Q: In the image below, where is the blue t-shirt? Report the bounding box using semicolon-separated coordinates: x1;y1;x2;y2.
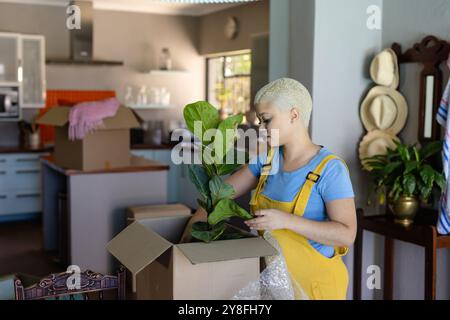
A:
248;146;355;258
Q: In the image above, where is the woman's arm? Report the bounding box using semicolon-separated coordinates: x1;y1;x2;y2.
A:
245;198;357;247
179;165;258;243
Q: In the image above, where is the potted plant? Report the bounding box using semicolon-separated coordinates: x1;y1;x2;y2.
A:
362;140;445;226
183;101;253;242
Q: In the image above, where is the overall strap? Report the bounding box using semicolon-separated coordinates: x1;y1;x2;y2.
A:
249;148;276;206
293;155;349;216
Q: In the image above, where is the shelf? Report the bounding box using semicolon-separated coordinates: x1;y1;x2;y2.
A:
147;70;188;76
46;59;124;66
127;104;175;110
0;82;20;87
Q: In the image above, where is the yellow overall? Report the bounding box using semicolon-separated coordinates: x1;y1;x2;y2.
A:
249;148;350;300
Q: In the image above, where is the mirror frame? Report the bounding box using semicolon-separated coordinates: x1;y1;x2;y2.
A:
392;36;450;145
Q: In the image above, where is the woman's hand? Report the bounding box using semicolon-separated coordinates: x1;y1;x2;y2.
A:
244;209;293;231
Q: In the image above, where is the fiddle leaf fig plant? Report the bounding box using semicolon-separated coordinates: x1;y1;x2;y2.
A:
184;101;253;243
362;140;445;205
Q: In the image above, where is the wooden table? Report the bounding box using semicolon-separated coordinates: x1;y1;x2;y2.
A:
353;208;450;300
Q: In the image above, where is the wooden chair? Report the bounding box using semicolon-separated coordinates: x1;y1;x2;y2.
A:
14;267;126;300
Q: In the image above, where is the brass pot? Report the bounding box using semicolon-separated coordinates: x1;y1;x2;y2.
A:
388;195;419;226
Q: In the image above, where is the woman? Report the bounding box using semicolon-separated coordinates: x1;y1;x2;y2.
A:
181;78;356;300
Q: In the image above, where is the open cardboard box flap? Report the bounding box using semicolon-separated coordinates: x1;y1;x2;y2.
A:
176;237;277;264
36;106;140;130
106;222;173;276
107;213;277;273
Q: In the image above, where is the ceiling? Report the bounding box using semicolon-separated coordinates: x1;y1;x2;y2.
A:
0;0;249;16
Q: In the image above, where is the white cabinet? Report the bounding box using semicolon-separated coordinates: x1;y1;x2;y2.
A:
0;32;46;109
0;32;20;84
21;35;46;108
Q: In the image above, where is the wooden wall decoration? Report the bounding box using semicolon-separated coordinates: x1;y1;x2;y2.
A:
392;36;450;144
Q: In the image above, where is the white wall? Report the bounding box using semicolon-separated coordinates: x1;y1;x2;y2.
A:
311;0;383;300
270;0;450;300
0;3;205;145
380;0;450;300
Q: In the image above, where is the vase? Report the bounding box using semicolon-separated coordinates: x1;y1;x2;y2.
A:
388;195;419;226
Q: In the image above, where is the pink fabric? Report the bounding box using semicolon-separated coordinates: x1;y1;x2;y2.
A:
68;97;120;140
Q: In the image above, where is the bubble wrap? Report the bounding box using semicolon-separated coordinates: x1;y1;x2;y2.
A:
232;231;309;300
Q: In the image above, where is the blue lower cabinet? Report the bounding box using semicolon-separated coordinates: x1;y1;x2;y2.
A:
0;153;45;223
131;149;180;203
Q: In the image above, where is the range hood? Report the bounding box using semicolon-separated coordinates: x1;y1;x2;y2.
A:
46;1;123;66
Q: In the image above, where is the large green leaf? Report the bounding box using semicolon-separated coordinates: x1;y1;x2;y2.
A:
420;140;443;160
188;164;210;201
208;198;253;226
215;148;247;175
420;165;435;187
191;221;227;243
184;101;220;143
402;174;416;196
434;172;446;190
213;114;243;162
209;176;235;206
384;161;401;175
404;161;418;174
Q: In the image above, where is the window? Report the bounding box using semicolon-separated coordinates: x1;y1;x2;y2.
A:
206;52;251;118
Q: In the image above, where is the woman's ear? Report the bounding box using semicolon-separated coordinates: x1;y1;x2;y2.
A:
290;108;300;124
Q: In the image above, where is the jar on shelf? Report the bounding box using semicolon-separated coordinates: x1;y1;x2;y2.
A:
136;85;148;106
159;48;172;71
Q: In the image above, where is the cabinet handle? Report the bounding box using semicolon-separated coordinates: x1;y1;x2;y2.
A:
16;158;39;163
0;159;6;163
16;169;40;174
0;195;7;200
16;193;40;199
0;171;6;175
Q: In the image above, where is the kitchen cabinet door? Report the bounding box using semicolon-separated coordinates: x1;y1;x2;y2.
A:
0;33;20;85
21;35;46;108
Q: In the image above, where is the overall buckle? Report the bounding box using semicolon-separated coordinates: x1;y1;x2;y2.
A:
306;172;321;183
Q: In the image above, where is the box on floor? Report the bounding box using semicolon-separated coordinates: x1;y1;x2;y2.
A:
36;105;140;171
107;204;277;300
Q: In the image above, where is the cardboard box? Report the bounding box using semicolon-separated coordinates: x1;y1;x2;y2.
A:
127;203;192;225
106;210;277;300
36;106;140;171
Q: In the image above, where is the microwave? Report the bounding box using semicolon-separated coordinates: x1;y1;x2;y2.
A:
0;86;20;120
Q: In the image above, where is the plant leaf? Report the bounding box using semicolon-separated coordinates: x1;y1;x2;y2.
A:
213;114;243;162
183;101;220;143
188;164;210;201
208;198;253;226
404;161;418;174
209;176;236;206
191;222;226;243
420;140;443;160
402;174;416;196
420;165;435;187
434;172;446;190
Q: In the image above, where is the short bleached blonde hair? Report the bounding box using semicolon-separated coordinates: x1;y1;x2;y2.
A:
254;78;313;128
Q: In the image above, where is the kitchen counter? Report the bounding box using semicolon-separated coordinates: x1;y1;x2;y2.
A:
41;153;168;273
40;154;169;176
0;144;174;154
0;145;53;154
